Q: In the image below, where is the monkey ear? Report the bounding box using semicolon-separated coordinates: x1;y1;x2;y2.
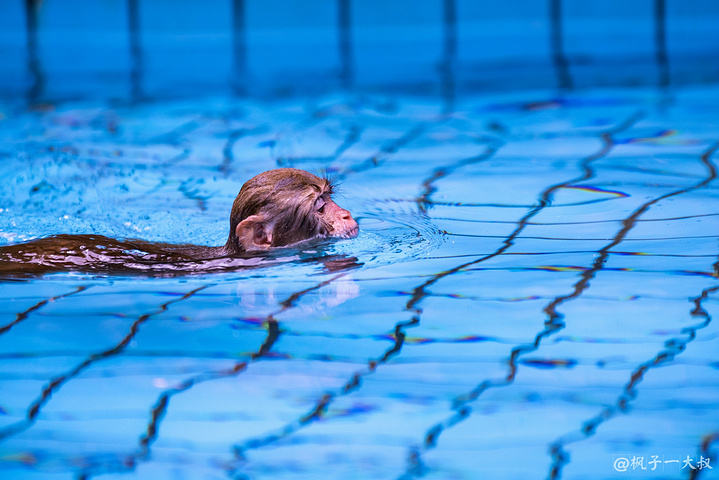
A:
235;215;273;251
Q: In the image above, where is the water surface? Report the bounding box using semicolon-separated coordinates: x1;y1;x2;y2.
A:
0;87;718;479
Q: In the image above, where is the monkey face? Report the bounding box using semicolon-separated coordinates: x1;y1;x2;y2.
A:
314;194;359;240
231;168;359;252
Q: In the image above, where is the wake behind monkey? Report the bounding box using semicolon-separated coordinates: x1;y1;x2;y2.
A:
0;168;359;276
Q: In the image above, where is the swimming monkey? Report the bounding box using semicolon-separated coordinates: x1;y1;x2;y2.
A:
0;168;359;275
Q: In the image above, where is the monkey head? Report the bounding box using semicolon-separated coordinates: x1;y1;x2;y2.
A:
226;168;359;252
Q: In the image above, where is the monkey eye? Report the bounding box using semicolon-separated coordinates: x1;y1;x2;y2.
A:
316;198;326;214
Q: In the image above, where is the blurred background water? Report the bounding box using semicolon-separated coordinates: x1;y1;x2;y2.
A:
0;1;718;479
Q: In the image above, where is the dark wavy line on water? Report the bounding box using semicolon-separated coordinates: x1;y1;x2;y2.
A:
411;139;719;480
433;211;719;225
220;127;265;175
403;111;644;309
0;285;89;337
406;113;651;478
546;140;718;479
411;197;629;208
226;316;420;470
460;266;717;279
449;233;719;241
74;273;347;479
417;140;503;213
338;122;428;179
277;124;364;168
425;251;718;260
548;284;719;479
601;163;706;179
148;118;205;145
690;432;719;480
4;328;719;372
0;286;208;443
396;116;700;479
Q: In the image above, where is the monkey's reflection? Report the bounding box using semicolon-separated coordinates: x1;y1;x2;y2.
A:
234;267;360;318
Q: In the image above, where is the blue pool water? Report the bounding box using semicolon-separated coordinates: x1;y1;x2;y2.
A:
2;0;719;479
1;86;718;480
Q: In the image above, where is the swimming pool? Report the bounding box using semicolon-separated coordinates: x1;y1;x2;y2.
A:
1;1;719;479
1;85;718;479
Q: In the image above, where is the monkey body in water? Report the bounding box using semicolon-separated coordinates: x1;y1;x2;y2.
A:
0;168;359;276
